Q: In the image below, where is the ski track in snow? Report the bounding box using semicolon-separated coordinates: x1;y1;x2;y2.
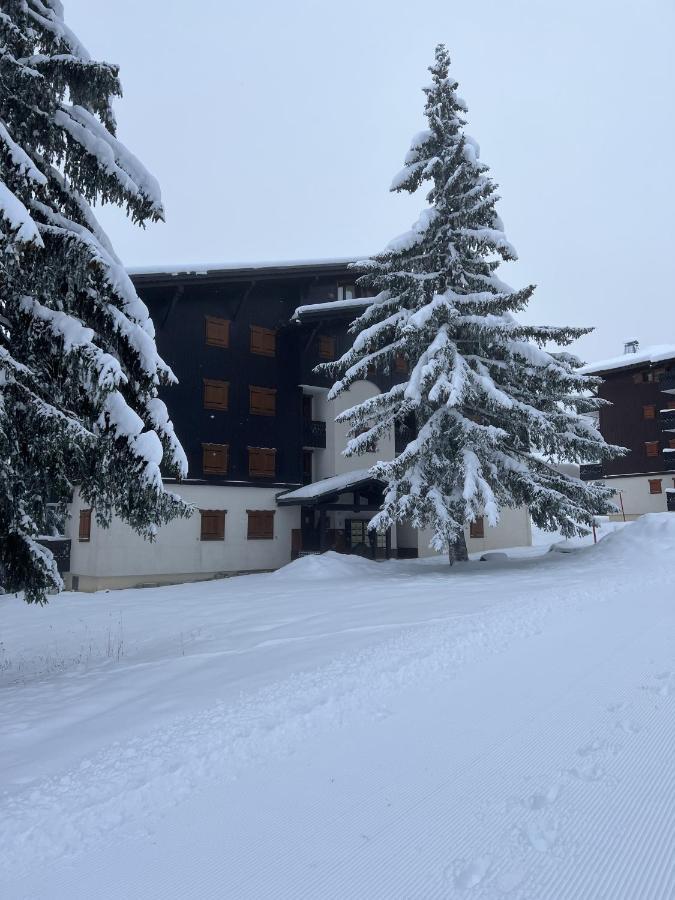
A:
0;514;674;899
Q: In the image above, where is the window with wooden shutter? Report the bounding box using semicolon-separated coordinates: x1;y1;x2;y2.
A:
250;325;276;357
643;404;656;419
394;353;409;374
469;517;485;539
205;316;230;348
202;443;229;475
649;479;663;495
318;334;336;360
249;385;277;416
645;441;660;457
248;446;276;478
247;510;275;540
200;509;225;540
203;379;229;411
78;508;92;542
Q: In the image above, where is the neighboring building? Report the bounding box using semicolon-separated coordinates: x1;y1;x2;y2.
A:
65;259;531;591
579;342;675;519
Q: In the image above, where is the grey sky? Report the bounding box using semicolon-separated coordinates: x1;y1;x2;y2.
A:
65;0;674;364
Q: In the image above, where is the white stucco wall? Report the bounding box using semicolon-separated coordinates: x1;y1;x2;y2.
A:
604;473;675;519
68;484;299;588
413;506;532;558
312;380;395;481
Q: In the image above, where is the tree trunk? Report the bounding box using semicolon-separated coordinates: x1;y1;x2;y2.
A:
448;530;469;566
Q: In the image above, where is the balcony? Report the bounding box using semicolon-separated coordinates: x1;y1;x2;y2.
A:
660;373;675;395
660;408;675;432
302;419;326;449
579;463;604;481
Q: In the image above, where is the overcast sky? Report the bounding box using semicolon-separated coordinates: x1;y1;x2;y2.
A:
65;0;674;364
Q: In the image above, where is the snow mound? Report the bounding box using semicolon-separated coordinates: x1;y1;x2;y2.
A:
271;551;380;581
594;513;675;558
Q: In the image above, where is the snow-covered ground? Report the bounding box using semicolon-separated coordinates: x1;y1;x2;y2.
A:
2;514;674;899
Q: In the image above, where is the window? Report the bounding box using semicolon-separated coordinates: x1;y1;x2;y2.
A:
469;517;485;539
248;446;276;478
249;385;276;416
247;510;274;539
668;400;675;410
203;379;229;411
302;450;313;485
200;509;225;540
645;441;660;457
202;443;229;475
78;508;92;542
205;316;230;348
643;404;656;419
250;325;276;357
318;334;336;360
669;438;675;449
394;353;409;374
337;282;355;301
633;372;646;384
649;479;663;495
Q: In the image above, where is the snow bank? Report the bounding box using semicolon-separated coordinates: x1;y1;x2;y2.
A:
271;550;381;581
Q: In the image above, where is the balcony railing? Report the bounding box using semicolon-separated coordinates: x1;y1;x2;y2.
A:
579;463;604;481
302;419;326;449
660;408;675;431
660;373;675;394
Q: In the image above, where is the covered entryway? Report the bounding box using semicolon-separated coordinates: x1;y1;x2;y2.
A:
277;469;393;560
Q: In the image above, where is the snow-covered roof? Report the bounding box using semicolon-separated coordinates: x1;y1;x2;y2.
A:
292;297;373;322
127;257;361;278
276;468;380;505
579;345;675;376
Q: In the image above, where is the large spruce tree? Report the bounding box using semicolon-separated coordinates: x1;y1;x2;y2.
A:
0;1;188;602
323;44;620;561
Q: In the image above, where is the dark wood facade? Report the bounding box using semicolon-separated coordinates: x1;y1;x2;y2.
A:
595;357;675;477
131;261;400;489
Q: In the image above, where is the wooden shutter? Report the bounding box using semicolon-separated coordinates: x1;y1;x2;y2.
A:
643;404;656;419
318;335;336;360
649;479;663;495
250;325;276;357
469;517;485;539
205;316;230;348
394;353;409;374
78;508;92;542
249;386;277;416
200;509;225;540
247;510;275;539
202;443;229;475
203;379;229;411
248;447;276;477
645;441;660;457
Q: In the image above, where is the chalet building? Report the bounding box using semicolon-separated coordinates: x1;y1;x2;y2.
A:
579;342;675;518
65;259;531;591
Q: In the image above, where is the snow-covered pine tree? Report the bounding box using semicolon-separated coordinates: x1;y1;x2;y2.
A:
0;1;189;602
322;44;621;562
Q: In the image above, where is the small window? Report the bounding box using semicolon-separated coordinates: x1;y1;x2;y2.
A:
318;335;336;360
78;508;92;542
633;372;645;384
469;517;484;539
337;283;355;301
202;443;229;475
394;353;409;374
203;379;229;411
247;510;275;540
200;509;225;540
249;385;277;416
643;404;656;419
649;479;663;495
645;441;660;457
250;325;276;357
669;438;675;449
248;446;276;478
668;400;675;410
205;316;230;348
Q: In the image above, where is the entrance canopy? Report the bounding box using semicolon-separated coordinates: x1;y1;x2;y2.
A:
277;469;383;508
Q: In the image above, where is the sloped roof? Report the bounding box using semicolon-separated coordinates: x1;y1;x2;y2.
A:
579;345;675;376
276;468;381;505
